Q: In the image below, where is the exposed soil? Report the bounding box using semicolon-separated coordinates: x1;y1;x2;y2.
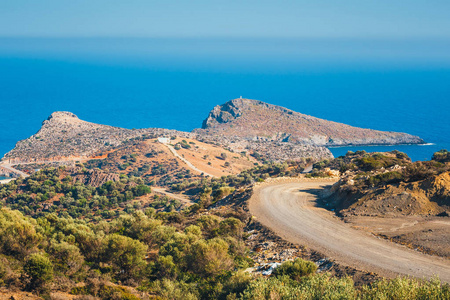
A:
342;215;450;258
248;178;450;282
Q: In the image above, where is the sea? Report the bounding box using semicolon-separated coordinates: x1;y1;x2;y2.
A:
0;38;449;162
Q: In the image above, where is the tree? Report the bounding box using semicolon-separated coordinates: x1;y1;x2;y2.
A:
188;238;234;277
48;240;84;276
102;234;148;281
24;253;53;291
0;208;41;259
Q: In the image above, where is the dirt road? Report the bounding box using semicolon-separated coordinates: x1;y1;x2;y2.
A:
162;144;215;177
0;163;30;178
249;179;450;282
152;187;193;206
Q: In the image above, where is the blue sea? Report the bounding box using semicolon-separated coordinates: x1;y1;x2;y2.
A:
0;38;449;162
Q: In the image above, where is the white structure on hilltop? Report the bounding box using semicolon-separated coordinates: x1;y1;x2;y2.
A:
157;137;170;144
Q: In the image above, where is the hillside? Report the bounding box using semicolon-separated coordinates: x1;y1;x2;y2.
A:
1;108;333;165
1;111;184;164
195;98;424;146
310;150;450;258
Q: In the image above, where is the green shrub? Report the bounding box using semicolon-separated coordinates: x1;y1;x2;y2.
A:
188;238;234;277
272;258;317;281
24;253;54;290
360;277;450;300
367;171;403;186
150;278;199;300
102;234;148;280
48;239;84;276
241;273;356;300
0;208;42;258
432;149;450;163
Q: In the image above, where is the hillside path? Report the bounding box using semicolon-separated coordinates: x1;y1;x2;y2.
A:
162;143;216;177
249;179;450;282
152;187;193;206
0;158;91;179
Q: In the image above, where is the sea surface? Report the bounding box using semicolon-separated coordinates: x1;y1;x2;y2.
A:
0;38;449;162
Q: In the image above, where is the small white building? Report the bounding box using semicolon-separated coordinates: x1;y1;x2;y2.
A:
158;137;170;144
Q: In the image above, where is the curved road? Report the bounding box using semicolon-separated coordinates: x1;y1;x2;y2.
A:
249;180;450;282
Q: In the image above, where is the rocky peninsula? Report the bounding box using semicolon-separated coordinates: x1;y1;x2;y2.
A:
195;98;424;146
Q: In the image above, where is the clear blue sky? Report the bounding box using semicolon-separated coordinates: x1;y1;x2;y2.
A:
1;0;449;38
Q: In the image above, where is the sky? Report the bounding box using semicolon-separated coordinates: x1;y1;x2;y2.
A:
1;0;450;38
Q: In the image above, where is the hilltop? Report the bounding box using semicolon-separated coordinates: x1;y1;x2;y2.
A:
195;98;424;146
2;111;186;164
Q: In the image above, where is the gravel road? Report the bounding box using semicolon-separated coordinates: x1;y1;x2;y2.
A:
249;180;450;282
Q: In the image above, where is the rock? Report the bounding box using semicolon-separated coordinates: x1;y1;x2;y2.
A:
195;98;424;147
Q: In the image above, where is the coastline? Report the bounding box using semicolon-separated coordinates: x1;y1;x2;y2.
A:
327;142;447;162
326;141;428;149
0;178;14;185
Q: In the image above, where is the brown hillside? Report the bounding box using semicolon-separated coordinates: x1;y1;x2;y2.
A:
196;98;424;146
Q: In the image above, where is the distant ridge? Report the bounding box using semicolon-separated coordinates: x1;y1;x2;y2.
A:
195;98;424;146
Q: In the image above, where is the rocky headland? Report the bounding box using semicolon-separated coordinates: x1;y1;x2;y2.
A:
1;111;188;164
195;98;424;146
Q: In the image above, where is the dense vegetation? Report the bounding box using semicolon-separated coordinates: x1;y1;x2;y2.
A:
0;207;253;299
1;206;448;299
0;168;151;220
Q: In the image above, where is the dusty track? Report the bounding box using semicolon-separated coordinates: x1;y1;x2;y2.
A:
152;187;193;206
162;143;216;177
249;179;450;282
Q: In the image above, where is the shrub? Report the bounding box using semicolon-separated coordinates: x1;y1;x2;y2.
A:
272;258;317;281
367;171;403;186
24;253;54;291
102;234;148;281
360;277;450;300
150;278;199;300
48;240;84;276
432;149;450;163
188;238;234;277
0;208;41;259
241;274;356;300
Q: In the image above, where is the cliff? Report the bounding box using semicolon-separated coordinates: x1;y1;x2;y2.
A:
196;98;424;146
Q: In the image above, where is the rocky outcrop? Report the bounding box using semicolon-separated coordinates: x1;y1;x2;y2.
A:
2;112;189;163
196;98;424;147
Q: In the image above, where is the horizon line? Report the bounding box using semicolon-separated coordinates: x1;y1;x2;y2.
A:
1;35;450;41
